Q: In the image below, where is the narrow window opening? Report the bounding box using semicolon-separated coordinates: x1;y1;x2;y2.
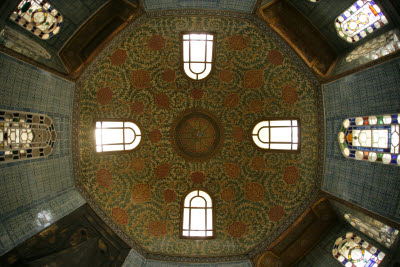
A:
181;189;214;239
0;110;56;163
95;120;142;152
251;119;299;151
182;32;215;81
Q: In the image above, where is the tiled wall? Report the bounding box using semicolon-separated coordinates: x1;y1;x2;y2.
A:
142;0;256;13
287;0;399;54
295;222;392;267
122;249;252;267
322;57;400;224
0;52;85;255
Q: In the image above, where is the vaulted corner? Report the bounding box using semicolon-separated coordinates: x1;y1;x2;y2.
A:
259;0;338;77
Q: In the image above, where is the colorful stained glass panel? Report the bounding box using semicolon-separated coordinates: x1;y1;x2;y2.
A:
332;232;385;267
338;114;400;166
335;0;388;43
0;110;56;163
9;0;63;39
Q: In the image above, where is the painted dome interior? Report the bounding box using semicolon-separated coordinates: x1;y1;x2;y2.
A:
77;15;321;257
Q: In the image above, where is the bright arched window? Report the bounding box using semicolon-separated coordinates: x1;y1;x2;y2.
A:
332;232;385;267
338;114;400;166
335;0;388;43
182;32;215;81
251;119;299;151
95;120;142;152
181;189;214;239
0;110;56;163
344;214;399;248
9;0;63;40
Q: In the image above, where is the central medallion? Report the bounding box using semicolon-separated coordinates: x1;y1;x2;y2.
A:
171;108;224;161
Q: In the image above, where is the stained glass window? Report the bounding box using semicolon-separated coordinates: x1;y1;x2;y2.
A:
332;232;385;267
345;30;400;63
335;0;388;43
95;120;142;152
182;33;215;81
181;189;214;239
252;119;299;151
9;0;63;40
344;214;399;248
338;114;400;166
0;110;56;163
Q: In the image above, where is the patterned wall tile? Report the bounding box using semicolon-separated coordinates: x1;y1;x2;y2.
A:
143;0;256;13
0;52;85;255
322;57;400;223
122;248;252;267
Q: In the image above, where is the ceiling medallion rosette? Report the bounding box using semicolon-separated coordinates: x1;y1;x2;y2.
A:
171;108;224;161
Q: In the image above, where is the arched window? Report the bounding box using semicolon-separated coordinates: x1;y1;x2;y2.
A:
181;189;214;239
345;30;400;63
251;119;299;151
0;110;56;163
338;114;400;166
344;214;399;248
332;232;385;267
181;32;215;81
335;0;388;43
95;120;142;153
9;0;63;40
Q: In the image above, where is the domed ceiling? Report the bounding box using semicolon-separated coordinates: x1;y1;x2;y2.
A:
74;12;322;260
